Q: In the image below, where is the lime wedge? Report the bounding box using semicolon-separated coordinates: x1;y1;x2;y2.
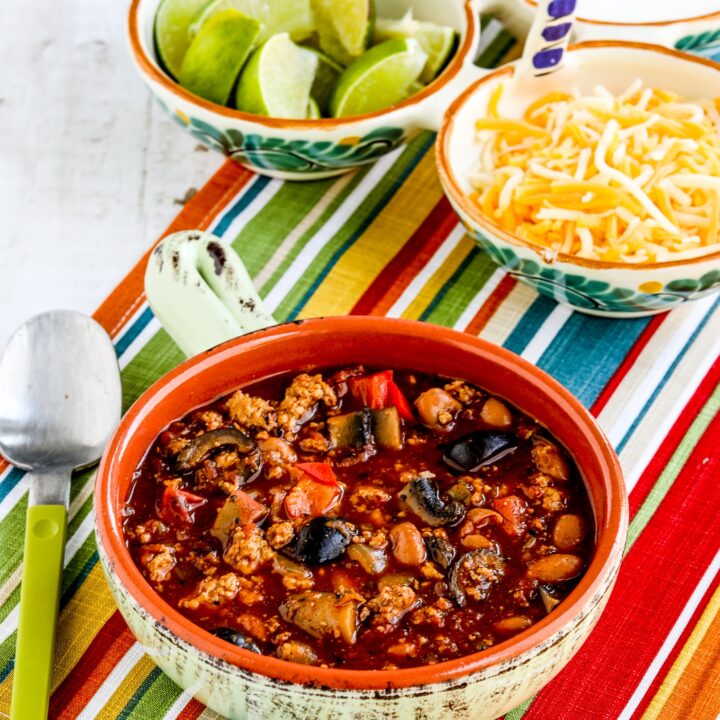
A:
329;38;427;118
154;0;211;79
179;9;261;105
307;98;321;119
235;33;319;118
374;12;458;83
305;48;343;114
189;0;314;43
311;0;374;66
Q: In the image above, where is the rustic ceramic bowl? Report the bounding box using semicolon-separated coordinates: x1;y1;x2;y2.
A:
437;42;720;317
128;0;492;180
95;316;627;720
484;0;720;52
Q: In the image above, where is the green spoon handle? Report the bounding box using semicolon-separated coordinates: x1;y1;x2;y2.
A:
10;504;67;720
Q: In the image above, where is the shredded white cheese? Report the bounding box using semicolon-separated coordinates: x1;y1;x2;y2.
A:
468;80;720;263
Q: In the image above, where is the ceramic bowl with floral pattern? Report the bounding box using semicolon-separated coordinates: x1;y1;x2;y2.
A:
128;0;495;180
436;42;720;318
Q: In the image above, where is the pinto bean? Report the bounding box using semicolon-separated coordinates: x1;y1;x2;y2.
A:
277;640;319;665
494;615;532;633
552;514;587;550
480;397;512;429
527;554;583;582
414;389;461;429
389;522;427;565
461;534;495;550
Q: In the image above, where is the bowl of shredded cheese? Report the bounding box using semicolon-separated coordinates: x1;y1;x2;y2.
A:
436;41;720;317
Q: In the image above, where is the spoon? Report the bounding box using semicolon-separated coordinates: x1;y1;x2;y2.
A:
515;0;578;80
0;310;122;720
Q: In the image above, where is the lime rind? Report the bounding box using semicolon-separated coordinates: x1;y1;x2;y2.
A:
179;9;261;105
189;0;314;43
154;0;211;79
235;34;319;118
330;38;428;118
373;11;458;83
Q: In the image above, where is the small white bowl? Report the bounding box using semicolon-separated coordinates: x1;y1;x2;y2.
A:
437;41;720;317
128;0;492;180
484;0;720;52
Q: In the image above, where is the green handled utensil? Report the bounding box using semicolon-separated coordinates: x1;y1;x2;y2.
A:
0;311;122;719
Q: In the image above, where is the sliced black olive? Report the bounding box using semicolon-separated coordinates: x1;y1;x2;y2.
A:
425;536;456;569
176;427;261;481
398;475;465;527
443;431;518;473
327;409;374;449
283;517;357;565
448;549;506;607
212;627;261;653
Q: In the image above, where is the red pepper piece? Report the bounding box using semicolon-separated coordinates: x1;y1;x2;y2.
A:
348;371;392;409
387;380;415;421
160;485;207;525
294;462;338;486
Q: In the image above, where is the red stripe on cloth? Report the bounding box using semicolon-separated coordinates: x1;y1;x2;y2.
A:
629;357;720;517
350;196;458;316
49;610;132;719
631;571;720;720
463;274;517;336
176;698;206;719
590;312;668;416
93;160;251;339
520;394;720;720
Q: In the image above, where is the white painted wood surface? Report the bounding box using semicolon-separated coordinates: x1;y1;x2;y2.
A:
0;0;222;349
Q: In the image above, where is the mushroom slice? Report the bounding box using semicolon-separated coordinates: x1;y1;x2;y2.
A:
279;591;360;644
177;427;260;476
212;627;261;654
424;536;456;569
539;585;562;614
283;516;356;565
448;549;506;607
347;544;388;575
398;475;465;527
443;431;518;473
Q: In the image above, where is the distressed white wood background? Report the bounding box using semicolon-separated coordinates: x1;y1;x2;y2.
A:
0;0;222;348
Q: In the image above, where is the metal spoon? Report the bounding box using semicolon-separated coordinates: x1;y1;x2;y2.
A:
0;310;122;720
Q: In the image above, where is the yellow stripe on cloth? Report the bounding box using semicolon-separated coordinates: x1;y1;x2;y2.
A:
642;583;720;720
479;281;537;346
0;563;117;708
95;654;157;719
401;236;476;320
298;149;443;319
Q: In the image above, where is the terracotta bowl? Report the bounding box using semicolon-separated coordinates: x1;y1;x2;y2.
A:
436;42;720;318
95;316;627;720
128;0;491;180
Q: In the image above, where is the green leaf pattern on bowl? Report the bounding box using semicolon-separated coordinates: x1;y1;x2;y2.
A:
468;226;720;313
159;100;406;173
675;27;720;60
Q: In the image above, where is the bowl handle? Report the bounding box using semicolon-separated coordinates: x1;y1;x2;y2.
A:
144;231;276;357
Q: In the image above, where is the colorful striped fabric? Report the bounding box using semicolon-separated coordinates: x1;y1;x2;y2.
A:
1;23;720;720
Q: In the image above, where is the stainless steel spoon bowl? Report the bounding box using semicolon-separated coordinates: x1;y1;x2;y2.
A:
0;310;122;720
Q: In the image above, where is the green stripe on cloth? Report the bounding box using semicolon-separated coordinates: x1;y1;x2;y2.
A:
124;669;184;719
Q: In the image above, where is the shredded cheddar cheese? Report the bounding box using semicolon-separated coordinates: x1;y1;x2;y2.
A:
468;81;720;263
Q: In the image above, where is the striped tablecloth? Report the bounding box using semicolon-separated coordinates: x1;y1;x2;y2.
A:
1;23;720;720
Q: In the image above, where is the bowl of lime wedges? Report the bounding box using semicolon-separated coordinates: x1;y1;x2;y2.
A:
129;0;492;179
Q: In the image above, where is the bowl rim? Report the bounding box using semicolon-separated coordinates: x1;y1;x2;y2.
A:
127;0;478;129
436;40;720;271
522;0;720;27
95;316;628;691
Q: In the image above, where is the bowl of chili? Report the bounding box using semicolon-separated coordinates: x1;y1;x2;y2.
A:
95;314;627;720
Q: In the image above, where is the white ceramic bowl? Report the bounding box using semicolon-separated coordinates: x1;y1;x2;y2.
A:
484;0;720;51
128;0;493;180
437;41;720;317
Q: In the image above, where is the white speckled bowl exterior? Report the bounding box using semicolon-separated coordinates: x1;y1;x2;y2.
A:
95;317;627;720
128;0;490;180
437;43;720;318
